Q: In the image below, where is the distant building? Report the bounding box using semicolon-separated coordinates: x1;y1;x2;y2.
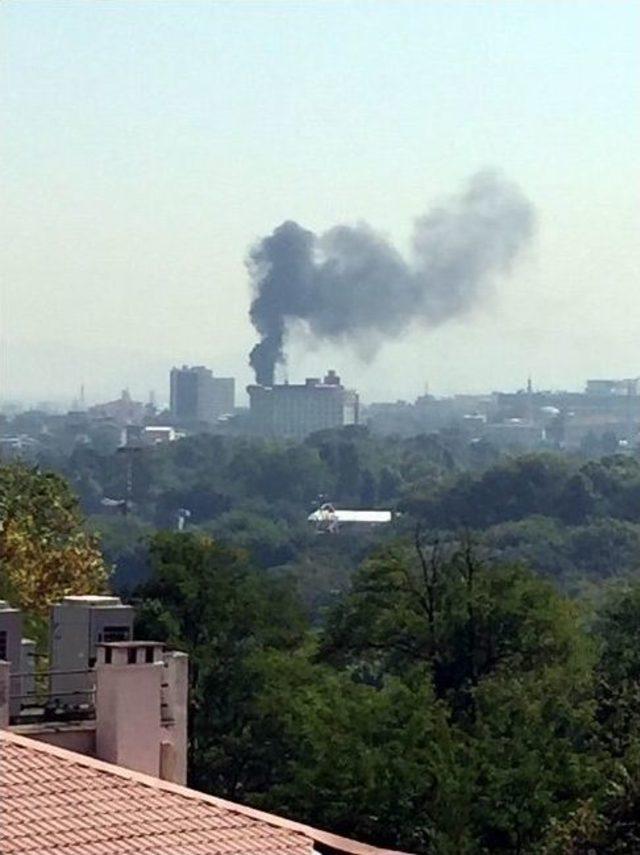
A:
122;424;181;447
483;420;545;450
585;378;639;397
562;414;631;449
495;378;640;448
88;390;146;426
169;366;235;425
247;369;359;440
367;393;495;437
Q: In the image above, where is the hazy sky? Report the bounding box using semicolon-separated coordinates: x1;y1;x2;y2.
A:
2;0;639;406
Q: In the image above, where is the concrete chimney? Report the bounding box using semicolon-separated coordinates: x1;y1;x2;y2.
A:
95;641;188;784
95;641;164;777
159;650;189;784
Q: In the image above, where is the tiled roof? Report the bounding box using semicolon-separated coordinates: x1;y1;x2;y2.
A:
0;731;411;855
0;731;312;855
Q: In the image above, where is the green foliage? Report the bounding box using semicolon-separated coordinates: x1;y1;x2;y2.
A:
248;654;455;852
203;509;311;568
317;543;598;851
1;461;85;539
134;532;306;795
321;540;584;692
469;666;598;852
402;454;574;528
19;428;640;850
483;516;640;588
89;513;154;591
31;420;640;606
133;530;613;853
541;584;640;852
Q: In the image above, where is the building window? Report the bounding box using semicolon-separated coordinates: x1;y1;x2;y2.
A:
0;630;7;662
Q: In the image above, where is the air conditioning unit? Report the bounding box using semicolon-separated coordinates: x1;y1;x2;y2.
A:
0;600;24;717
50;595;135;707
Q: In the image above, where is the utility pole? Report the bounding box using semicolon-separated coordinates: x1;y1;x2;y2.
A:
116;444;141;516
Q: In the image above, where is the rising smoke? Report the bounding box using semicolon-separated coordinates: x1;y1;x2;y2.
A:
248;170;535;386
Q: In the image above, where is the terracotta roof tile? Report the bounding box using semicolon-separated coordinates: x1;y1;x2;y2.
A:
1;730;412;855
0;732;313;855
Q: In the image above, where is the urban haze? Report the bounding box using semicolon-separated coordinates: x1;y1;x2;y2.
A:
2;4;640;855
2;2;638;406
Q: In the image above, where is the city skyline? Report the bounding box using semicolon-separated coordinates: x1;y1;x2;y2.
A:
4;361;640;414
2;1;639;404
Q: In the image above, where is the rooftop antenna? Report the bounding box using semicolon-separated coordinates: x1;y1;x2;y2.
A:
79;384;86;410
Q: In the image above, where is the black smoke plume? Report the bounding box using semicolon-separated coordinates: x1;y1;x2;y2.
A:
248;170;535;386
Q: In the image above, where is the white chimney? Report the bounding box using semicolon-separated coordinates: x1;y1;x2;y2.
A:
95;641;188;785
159;650;189;783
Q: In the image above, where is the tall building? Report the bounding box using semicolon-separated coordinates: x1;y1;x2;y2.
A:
170;366;235;425
247;369;359;440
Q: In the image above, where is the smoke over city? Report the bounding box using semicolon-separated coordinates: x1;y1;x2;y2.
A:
248;170;535;386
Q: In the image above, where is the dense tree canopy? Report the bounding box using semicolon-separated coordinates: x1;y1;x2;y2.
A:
132;531;619;854
9;432;640;851
33;428;640;604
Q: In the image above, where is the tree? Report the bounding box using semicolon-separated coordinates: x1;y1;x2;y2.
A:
321;538;584;697
568;519;640;581
246;652;465;853
359;468;378;506
482;516;572;581
402;454;573;529
541;584;640;853
469;665;598;853
134;532;306;795
0;463;109;616
556;472;598;524
204;510;301;567
378;465;401;501
319;539;597;852
90;513;154;592
592;583;640;763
